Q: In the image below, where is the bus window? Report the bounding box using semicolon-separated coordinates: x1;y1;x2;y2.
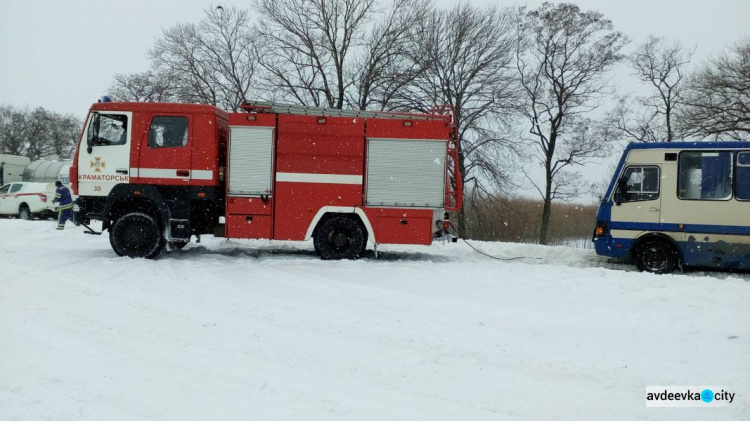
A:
678;151;732;200
617;166;659;203
736;151;750;200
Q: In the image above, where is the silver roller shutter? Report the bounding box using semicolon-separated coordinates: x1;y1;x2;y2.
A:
228;126;274;195
366;138;446;207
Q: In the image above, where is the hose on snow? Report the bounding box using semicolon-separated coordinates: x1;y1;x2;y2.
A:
446;221;545;262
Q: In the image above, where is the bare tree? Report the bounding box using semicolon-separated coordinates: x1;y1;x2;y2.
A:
46;112;82;158
614;36;694;142
516;2;627;245
252;0;376;108
24;108;55;160
0;107;49;160
347;0;429;110
679;38;750;140
525;117;616;201
0;105;81;160
610;95;660;143
390;3;521;233
109;71;175;102
149;22;218;105
148;6;258;110
0;105;28;155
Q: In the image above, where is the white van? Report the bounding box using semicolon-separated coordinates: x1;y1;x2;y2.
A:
593;141;750;273
0;182;60;219
0;154;31;184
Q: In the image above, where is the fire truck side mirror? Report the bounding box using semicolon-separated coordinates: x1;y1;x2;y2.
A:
614;176;627;206
86;112;100;154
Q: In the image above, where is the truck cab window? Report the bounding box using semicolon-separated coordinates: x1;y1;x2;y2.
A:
90;114;128;146
617;166;659;203
0;185;9;194
678;151;732;200
149;116;189;148
9;183;22;193
736;151;750;200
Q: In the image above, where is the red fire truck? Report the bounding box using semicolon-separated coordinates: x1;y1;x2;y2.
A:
71;100;462;259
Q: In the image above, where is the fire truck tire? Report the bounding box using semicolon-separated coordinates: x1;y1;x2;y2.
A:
109;212;165;259
313;216;366;260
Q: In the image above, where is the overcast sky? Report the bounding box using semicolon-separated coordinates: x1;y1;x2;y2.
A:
1;0;748;117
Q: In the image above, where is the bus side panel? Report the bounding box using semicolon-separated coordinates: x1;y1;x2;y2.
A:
660;149;750;269
678;231;750;269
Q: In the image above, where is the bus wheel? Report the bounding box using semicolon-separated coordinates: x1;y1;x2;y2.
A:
313;215;366;260
109;212;164;259
635;239;677;274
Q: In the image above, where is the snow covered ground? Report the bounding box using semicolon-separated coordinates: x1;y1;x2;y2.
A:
1;218;748;421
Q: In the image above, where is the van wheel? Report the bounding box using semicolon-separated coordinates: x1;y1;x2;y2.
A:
635;239;677;274
109;212;164;258
313;216;366;260
19;207;31;220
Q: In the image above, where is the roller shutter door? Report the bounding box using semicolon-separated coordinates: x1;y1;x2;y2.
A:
366;138;446;207
228;126;274;195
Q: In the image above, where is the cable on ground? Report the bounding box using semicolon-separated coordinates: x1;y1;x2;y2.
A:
445;221;545;262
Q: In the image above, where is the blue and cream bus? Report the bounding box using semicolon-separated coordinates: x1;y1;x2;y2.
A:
593;142;750;273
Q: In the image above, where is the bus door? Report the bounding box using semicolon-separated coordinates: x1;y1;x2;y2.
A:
610;165;662;240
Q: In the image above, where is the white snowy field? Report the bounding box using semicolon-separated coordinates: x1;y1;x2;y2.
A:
1;218;748;421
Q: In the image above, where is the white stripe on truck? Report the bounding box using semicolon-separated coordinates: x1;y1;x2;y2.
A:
275;172;362;185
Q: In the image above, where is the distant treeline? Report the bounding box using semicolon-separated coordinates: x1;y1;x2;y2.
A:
464;197;598;248
0;105;81;160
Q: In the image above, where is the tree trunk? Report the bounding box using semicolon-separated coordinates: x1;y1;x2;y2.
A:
665;103;673;142
539;139;554;245
539;196;552;245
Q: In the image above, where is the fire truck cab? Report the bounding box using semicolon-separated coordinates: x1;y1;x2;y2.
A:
71;100;461;259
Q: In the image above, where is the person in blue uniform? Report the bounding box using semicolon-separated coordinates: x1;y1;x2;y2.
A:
52;180;74;230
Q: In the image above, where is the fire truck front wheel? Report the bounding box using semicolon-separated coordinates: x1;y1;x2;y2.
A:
313;216;367;260
109;212;165;259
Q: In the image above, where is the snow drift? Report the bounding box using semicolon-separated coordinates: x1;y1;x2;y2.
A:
0;219;748;420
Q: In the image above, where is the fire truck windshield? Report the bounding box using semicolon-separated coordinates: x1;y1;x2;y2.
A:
88;113;127;147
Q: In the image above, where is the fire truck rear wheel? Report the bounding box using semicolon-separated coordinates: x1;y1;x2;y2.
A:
314;216;366;260
109;212;165;259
